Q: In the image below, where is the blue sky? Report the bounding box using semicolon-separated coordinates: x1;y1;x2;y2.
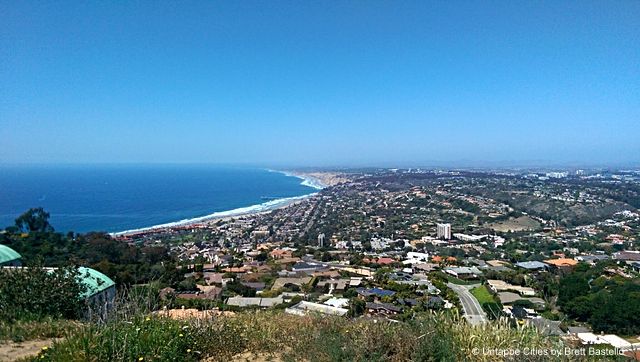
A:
1;1;638;167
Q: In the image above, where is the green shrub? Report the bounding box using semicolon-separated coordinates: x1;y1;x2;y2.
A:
0;265;86;321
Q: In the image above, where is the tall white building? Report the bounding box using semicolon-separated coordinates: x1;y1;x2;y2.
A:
437;223;451;240
318;233;326;247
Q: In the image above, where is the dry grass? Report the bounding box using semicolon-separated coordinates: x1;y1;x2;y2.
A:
23;287;621;361
30;310;620;362
489;216;541;232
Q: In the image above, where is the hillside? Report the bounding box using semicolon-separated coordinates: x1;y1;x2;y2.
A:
20;311;622;362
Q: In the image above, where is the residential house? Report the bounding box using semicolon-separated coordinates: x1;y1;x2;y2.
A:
292;261;324;273
365;302;402;316
444;266;482;279
226;296;284;308
514;261;548;271
323;297;350;308
544;258;578;272
241;282;266;294
271;276;312;290
356;287;396;299
487;279;535;296
497;292;545;308
270;249;293;259
613;251;640;263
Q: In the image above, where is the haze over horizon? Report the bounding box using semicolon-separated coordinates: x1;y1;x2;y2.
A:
1;1;639;167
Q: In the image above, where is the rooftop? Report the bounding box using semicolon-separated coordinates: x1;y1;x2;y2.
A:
0;244;21;264
514;261;547;270
285;301;348;317
544;258;578;267
78;267;116;298
356;287;396;297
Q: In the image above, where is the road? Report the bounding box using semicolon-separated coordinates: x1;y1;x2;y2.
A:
447;283;488;326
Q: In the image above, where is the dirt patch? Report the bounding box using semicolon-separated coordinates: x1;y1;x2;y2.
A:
230;351;286;362
202;350;294;362
489;216;541;232
0;338;60;362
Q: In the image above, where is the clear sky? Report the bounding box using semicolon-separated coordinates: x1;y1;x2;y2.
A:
1;1;638;167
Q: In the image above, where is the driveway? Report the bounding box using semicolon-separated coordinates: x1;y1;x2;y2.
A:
447;283;488;326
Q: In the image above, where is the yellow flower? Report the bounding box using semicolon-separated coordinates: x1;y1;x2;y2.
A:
179;333;184;337
40;356;44;359
187;349;191;353
145;317;151;321
138;358;144;361
42;346;48;351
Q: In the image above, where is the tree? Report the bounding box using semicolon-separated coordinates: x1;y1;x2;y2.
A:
343;288;358;299
557;273;589;307
374;267;391;284
348;298;366;317
256;252;268;262
15;207;54;233
226;281;256;297
176;277;197;291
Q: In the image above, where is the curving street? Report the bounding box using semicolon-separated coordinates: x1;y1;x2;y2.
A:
447;283;488;326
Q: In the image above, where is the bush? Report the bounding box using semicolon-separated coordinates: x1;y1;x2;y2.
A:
0;265;87;321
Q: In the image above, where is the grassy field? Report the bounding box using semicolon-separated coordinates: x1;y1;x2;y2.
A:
470;285;496;304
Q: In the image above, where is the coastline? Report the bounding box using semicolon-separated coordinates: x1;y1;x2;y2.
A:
270;170;327;190
110;171;325;237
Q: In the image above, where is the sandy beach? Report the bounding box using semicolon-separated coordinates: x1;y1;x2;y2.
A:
110;172;330;237
285;171;348;188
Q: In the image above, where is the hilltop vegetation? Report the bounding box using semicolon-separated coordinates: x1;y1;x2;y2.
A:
31;311;585;362
1;208;179;287
558;263;640;335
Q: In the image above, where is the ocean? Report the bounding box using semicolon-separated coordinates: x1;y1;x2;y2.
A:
0;165;319;233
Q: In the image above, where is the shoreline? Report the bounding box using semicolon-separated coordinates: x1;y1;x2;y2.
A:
111;171;325;237
270;170;327;190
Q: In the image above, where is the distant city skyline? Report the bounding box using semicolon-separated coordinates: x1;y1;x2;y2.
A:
1;1;639;167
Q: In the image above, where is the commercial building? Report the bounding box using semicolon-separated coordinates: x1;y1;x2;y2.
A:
453;233;487;242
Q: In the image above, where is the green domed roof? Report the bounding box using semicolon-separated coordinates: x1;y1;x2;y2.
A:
77;267;116;298
0;245;21;264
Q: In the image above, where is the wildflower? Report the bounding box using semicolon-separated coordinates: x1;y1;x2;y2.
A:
187;349;192;353
40;356;44;359
42;346;48;351
179;333;184;337
138;358;144;361
145;317;151;321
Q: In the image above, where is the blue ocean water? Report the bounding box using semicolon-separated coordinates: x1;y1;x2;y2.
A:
0;165;316;233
